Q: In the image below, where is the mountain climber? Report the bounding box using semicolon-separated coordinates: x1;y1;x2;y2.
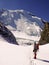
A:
33;42;39;59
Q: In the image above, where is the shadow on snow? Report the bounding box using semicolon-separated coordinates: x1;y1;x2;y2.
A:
37;58;49;63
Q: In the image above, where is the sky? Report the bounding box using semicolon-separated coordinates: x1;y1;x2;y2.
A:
0;0;49;22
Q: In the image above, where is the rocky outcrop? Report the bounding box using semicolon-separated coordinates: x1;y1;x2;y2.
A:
39;22;49;45
0;21;19;45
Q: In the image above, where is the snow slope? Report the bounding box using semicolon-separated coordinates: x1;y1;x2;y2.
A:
33;44;49;65
11;31;40;45
0;37;49;65
0;38;33;65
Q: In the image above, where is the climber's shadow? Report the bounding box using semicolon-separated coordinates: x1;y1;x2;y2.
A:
37;58;49;63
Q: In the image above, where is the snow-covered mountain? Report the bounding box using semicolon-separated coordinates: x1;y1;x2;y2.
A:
0;9;49;65
0;9;45;44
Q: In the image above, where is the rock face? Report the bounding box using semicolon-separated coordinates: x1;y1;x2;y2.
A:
0;21;18;45
39;22;49;45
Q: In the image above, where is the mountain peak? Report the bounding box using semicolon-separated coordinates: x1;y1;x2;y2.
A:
0;9;45;37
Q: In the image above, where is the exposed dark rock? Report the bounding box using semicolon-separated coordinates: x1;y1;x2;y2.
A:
39;22;49;45
0;21;19;45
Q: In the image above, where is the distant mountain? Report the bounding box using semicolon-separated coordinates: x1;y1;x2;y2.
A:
0;9;46;44
0;9;45;36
